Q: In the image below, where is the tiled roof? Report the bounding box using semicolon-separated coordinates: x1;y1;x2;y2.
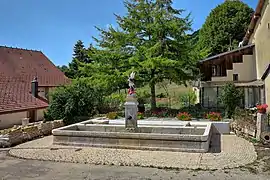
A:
0;46;70;86
0;46;71;114
0;76;49;114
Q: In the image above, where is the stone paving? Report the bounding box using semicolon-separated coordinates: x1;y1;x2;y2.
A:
9;134;257;170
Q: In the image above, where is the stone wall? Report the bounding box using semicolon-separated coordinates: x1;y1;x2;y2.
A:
230;121;256;138
0;120;64;147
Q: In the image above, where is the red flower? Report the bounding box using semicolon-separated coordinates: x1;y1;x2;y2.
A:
257;104;268;110
205;112;222;121
176;112;192;121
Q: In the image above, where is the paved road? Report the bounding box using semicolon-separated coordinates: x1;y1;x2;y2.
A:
1;150;269;180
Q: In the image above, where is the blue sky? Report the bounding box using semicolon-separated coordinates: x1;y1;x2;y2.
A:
0;0;257;66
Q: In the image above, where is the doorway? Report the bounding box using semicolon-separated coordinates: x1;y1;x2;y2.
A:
28;110;37;123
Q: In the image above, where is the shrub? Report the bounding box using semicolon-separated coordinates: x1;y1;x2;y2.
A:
106;112;118;119
205;112;222;121
45;79;102;125
176;112;192;121
136;90;151;105
219;83;243;118
156;93;166;98
179;91;197;107
101;93;126;113
137;112;144;120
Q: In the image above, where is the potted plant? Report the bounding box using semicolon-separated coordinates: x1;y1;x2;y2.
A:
205;112;222;121
256;104;268;114
176;112;192;121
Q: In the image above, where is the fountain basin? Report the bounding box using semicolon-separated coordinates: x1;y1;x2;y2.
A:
52;118;213;153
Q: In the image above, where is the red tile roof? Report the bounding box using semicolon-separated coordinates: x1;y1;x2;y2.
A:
0;46;70;86
0;76;49;114
0;46;71;114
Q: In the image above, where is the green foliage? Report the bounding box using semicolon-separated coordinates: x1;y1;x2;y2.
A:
198;0;254;56
45;79;102;125
61;40;93;79
220;83;244;118
178;90;197;107
137;112;144;120
106;112;118;119
81;0;198;110
57;65;69;77
156;93;167;98
136;89;151;104
101;93;126;113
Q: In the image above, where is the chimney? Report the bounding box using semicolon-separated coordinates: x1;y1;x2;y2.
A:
31;77;38;97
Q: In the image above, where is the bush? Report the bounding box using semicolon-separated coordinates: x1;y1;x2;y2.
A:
101;93;126;113
45;79;103;125
220;83;243;118
178;91;197;107
156;93;166;98
106;112;118;119
137;112;144;120
233;107;256;129
136;90;151;104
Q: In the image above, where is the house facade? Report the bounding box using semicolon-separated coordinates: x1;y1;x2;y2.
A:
0;46;70;129
195;0;270;110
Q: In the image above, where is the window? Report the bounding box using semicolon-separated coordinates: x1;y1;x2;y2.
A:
212;65;216;76
233;74;239;81
212;65;221;77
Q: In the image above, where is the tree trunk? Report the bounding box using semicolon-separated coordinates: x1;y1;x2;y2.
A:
150;82;156;110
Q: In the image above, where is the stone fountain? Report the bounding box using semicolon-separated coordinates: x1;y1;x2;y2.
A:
52;72;217;153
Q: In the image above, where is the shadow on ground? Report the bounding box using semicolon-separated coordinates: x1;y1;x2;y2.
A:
208;126;221;153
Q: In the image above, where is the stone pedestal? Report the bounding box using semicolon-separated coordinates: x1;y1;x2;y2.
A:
124;95;138;130
256;113;268;141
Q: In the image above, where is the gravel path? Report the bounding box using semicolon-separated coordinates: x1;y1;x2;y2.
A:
9;134;256;170
1;150;269;180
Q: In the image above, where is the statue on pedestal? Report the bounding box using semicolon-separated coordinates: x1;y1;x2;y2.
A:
125;72;138;130
128;72;136;96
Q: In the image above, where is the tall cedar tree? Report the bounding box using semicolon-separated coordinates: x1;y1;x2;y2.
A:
198;0;254;57
67;40;91;78
90;0;197;110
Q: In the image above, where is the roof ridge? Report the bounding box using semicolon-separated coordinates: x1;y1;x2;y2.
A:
0;45;41;52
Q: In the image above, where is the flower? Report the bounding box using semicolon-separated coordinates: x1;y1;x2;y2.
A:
256;104;268;113
176;112;192;121
205;112;222;121
256;104;268;110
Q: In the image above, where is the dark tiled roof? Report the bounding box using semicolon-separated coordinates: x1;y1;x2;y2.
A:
199;44;255;63
0;46;71;114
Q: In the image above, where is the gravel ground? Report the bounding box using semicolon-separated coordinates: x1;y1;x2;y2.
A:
1;150;270;180
9;134;256;170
